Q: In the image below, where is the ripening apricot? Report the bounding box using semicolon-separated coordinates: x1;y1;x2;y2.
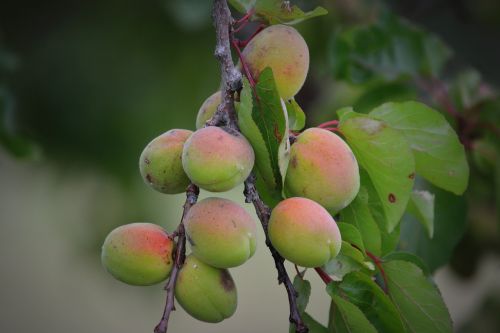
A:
182;126;255;192
285;128;360;212
101;223;174;286
184;197;257;268
268;197;341;267
195;91;221;129
139;129;193;194
175;255;237;323
242;24;309;100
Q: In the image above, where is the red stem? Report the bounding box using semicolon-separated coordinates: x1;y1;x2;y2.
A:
314;267;333;284
231;38;256;88
365;251;389;294
234;8;255;26
318;120;339;128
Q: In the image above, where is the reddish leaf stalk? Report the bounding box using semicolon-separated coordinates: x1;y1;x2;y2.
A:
317;120;339;128
314;267;333;284
365;251;389;294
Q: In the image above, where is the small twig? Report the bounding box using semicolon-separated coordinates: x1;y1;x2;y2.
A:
154;184;200;333
231;38;256;88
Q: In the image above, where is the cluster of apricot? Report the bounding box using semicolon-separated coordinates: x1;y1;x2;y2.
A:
101;24;360;324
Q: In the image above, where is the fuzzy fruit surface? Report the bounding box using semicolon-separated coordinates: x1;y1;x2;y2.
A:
195;91;221;129
182;126;255;192
175;255;237;323
185;197;257;268
101;223;174;286
268;197;342;267
242;24;309;100
285;128;360;212
139;129;193;194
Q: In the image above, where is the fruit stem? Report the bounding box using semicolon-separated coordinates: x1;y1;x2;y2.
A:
154;184;199;333
231;38;257;88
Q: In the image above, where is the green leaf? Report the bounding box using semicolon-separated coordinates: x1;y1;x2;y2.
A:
382;260;453;333
354;81;417;114
302;313;328;333
285;99;306;131
370;101;469;195
330;12;452;84
399;179;467;272
236;71;289;197
326;286;378;333
339;112;415;232
228;0;255;13
334;272;406;333
407;190;435;238
382;251;431;277
323;241;372;279
293;275;311;314
341;187;382;256
255;1;328;25
337;222;365;253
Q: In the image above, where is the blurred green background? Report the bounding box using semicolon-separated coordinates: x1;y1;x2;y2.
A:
0;0;499;332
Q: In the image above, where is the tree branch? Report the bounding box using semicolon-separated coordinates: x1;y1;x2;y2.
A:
244;174;309;333
212;1;308;332
154;184;199;333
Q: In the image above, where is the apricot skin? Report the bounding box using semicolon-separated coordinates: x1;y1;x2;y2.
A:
242;24;309;100
139;129;193;194
101;223;174;286
175;255;237;323
184;197;257;268
182;127;255;192
195;91;221;129
285;128;360;212
268;197;342;267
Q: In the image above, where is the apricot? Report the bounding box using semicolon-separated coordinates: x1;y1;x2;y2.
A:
139;129;193;194
268;197;342;267
184;197;257;268
195;91;221;129
101;223;174;286
182;127;255;192
242;24;309;100
175;255;237;323
285;128;360;212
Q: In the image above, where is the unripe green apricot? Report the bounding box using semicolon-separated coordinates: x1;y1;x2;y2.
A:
185;197;257;268
195;91;222;129
268;197;341;267
285;128;360;212
101;223;174;286
242;24;309;100
182;127;255;192
139;129;193;194
175;255;237;323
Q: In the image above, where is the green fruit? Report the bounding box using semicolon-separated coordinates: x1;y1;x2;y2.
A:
182;126;255;192
139;129;193;194
196;91;222;129
285;128;360;212
268;197;342;267
101;223;174;286
185;197;257;268
175;255;237;323
242;24;309;100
